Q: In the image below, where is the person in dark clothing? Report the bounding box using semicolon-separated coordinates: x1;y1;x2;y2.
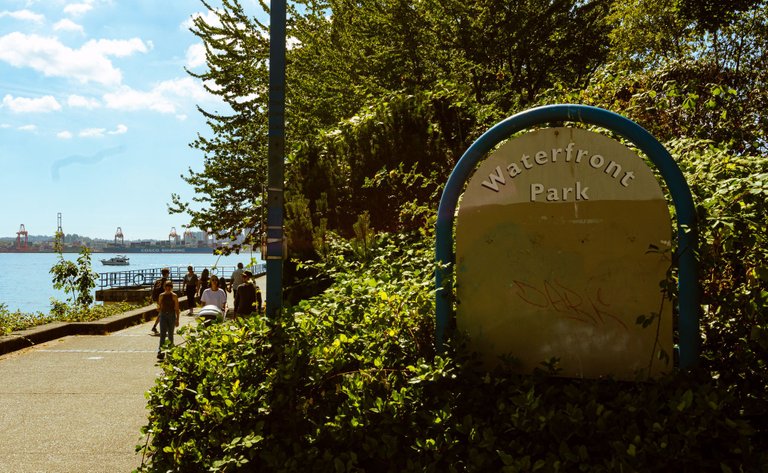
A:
255;285;263;314
156;280;179;360
182;266;198;315
234;270;256;317
198;268;210;303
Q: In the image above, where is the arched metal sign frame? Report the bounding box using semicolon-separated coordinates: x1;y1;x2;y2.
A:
435;104;699;369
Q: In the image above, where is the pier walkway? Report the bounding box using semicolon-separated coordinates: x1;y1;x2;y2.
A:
0;276;264;473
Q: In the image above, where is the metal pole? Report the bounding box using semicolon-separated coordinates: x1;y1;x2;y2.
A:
266;0;286;317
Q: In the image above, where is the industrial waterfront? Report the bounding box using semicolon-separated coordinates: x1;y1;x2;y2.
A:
0;214;253;255
0;251;264;314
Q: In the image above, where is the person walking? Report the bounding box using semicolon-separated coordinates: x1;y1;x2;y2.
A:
182;266;199;316
230;262;244;293
156;280;180;361
200;275;228;322
150;267;170;334
255;285;263;314
201;275;227;311
234;270;256;317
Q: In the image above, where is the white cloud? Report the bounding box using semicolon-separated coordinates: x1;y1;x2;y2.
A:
63;1;94;17
67;94;100;109
83;38;151;58
108;124;127;135
103;77;217;115
53;18;85;34
2;94;62;113
0;9;45;23
185;43;206;68
183;10;222;30
79;127;105;137
287;37;302;50
0;32;150;86
103;86;176;113
75;124;126;138
203;78;223;93
234;93;259;104
57;130;73;139
18;124;37;132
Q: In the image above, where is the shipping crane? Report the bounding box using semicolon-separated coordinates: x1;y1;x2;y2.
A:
16;224;28;250
182;227;194;245
169;227;179;245
114;227;124;245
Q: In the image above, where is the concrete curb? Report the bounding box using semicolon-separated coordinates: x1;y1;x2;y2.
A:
0;296;192;356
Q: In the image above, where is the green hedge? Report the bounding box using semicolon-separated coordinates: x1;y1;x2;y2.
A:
138;144;767;472
0;301;138;336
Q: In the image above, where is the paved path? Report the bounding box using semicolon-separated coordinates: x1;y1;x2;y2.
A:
0;277;263;473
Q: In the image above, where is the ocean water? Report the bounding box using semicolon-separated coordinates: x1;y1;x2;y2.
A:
0;251;264;314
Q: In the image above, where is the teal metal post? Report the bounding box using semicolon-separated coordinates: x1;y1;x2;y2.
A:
266;0;286;317
435;104;700;369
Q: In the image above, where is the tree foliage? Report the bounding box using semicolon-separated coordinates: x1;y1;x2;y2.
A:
177;0;613;249
175;0;768;255
170;0;271;251
138;216;768;471
139;2;768;468
49;231;98;307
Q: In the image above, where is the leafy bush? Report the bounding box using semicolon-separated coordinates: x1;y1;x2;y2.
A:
139;221;767;471
671;139;768;428
50;236;99;307
0;303;50;336
48;300;139;323
0;301;140;336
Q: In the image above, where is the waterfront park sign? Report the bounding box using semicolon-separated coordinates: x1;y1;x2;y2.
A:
435;105;699;380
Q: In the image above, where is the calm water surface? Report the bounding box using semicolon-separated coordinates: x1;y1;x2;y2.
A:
0;251;264;314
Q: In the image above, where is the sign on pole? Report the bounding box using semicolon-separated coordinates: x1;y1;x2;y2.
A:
456;127;672;379
435;105;699;379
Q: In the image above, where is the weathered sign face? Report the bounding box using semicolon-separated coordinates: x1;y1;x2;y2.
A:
455;127;672;379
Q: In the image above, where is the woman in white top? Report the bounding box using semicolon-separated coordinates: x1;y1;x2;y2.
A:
200;275;228;316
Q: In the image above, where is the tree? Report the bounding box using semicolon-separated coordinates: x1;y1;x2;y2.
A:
562;0;768;154
423;0;611;106
177;0;616;246
73;246;98;306
50;232;98;307
170;0;271;252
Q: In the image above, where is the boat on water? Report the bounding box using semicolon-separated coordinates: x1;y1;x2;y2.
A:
101;255;130;266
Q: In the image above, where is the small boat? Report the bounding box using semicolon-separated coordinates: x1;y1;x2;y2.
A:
101;255;130;266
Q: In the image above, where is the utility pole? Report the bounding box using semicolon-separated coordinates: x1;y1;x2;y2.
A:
265;0;286;317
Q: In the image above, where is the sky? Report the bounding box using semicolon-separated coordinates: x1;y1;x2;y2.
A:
0;0;267;241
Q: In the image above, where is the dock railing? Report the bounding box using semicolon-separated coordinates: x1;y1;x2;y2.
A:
97;264;267;290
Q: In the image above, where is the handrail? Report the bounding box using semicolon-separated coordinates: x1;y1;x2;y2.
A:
96;264;267;290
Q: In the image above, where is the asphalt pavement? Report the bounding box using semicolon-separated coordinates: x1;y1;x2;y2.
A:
0;276;263;473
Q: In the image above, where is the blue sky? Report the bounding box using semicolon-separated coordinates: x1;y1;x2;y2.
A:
1;0;267;240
